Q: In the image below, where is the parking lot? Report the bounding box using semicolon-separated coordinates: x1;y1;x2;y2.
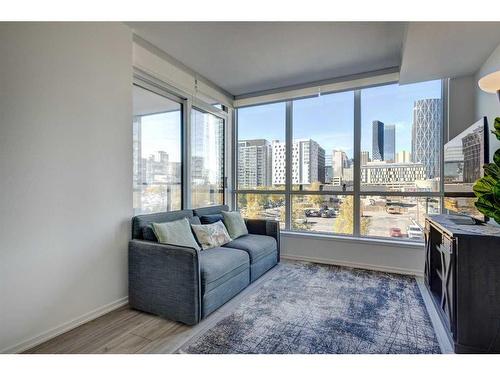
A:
252;199;434;241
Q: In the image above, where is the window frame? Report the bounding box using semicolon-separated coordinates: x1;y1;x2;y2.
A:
133;69;230;211
190;105;226;208
233;79;448;243
132;81;185;215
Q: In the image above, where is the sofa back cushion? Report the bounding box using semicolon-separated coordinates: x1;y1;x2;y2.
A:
222;211;249;240
152;218;201;250
132;209;196;240
200;214;224;224
193;205;229;218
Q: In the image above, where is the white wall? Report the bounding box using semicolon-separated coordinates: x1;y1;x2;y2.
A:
476;43;500;162
281;233;425;276
0;23;132;353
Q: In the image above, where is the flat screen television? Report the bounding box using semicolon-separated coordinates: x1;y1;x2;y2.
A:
443;117;489;220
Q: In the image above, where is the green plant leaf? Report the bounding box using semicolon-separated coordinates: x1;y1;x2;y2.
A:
493;181;500;204
475;196;497;218
484;163;500;179
473;175;497;197
494;149;500;167
493;117;500;141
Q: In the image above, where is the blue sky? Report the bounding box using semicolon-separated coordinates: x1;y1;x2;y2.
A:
238;80;442;159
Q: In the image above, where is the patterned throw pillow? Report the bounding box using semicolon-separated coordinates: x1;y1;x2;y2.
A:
151;218;201;251
191;221;232;250
221;211;248;240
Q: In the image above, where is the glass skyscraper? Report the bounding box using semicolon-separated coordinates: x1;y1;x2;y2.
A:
372;120;384;161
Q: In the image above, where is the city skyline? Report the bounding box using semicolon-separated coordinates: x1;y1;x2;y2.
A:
237;80;442;159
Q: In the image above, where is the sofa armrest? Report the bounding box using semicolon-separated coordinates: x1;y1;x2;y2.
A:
128;240;201;325
244;218;281;262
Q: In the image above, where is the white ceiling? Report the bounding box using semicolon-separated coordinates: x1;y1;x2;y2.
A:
400;22;500;84
129;22;405;96
128;22;500;97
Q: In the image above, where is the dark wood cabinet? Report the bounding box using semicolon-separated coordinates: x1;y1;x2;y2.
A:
425;215;500;353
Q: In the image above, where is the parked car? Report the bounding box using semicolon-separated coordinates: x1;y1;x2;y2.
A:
386;206;402;214
305;209;321;217
321;209;336;218
389;227;403;237
407;225;423;239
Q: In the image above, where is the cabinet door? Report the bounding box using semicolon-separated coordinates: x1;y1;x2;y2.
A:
440;234;456;338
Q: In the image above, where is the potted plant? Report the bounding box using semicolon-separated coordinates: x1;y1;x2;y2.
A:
473;117;500;223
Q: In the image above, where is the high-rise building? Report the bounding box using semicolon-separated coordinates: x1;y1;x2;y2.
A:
462;126;484;183
412;99;442;179
272;139;325;186
361;151;370;166
361;161;426;190
332;150;348;179
384;124;396;162
372;120;384;161
238;139;272;188
324;154;333;183
396;150;412;163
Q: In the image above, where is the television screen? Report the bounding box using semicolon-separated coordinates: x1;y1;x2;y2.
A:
444;117;489;194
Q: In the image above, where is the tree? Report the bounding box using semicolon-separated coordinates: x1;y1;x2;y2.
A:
334;196;371;235
280;199;311;230
307;181;324;207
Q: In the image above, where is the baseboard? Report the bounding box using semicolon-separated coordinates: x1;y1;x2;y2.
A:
2;296;129;354
281;254;424;277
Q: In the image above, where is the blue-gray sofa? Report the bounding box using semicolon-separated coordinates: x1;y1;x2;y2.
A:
128;205;280;325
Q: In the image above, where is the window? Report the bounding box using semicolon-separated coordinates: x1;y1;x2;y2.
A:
293;91;354;192
360;196;440;240
235;79;444;242
237;193;285;228
191;108;225;208
237;102;286;190
291;194;352;235
361;81;442;193
133;84;182;215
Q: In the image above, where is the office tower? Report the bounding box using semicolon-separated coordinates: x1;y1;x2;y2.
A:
361;162;426;189
396;150;412;163
372;120;384;161
332;150;348;179
272;139;325;186
360;151;370;166
324;154;333;183
462;127;484;183
384;124;396;162
412;99;442;179
238;139;272;188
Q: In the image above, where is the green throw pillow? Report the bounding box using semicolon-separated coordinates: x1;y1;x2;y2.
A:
221;211;248;240
151;218;201;251
191;221;231;250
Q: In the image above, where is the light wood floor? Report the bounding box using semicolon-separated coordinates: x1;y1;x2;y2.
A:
23;262;452;354
24;264;279;354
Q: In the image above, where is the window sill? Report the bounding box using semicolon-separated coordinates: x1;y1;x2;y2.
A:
280;230;425;250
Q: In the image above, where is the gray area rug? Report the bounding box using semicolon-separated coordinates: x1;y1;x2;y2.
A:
180;261;441;354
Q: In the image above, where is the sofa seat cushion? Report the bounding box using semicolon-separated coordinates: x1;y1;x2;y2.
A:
199;247;249;294
223;234;277;263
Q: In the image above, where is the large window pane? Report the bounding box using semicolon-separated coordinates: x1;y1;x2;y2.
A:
291;194;352;235
360;196;440;240
444;196;483;221
293;91;354;192
191;108;224;208
361;81;442;192
133;85;182;214
237;193;285;229
237;102;286;190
